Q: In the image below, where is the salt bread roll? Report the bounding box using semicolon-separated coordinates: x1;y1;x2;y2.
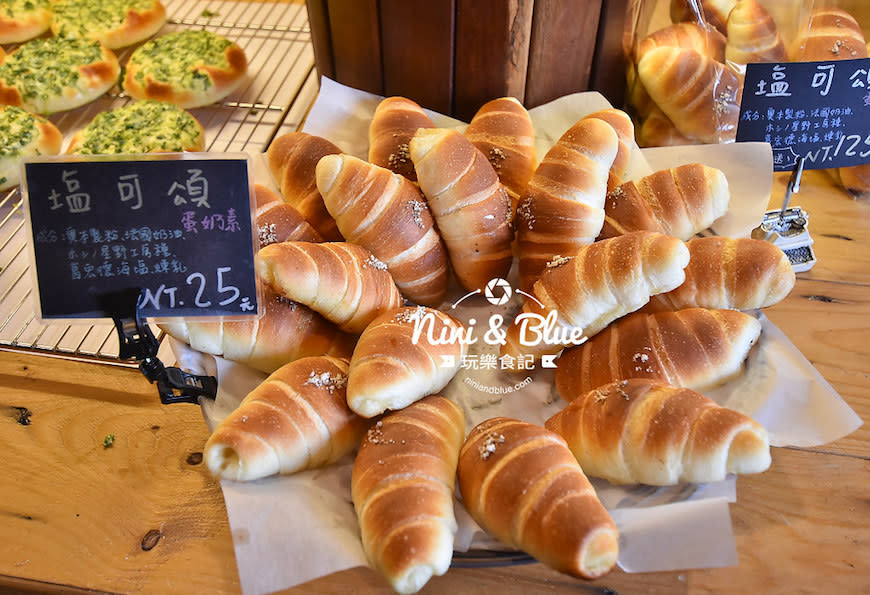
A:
369;96;435;182
352;396;465;594
546;379;771;485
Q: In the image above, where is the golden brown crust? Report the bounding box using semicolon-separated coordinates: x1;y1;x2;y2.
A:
635;21;727;63
554;308;762;401
266;131;344;241
545;379;771;485
50;0;167;49
352;395;465;594
457;417;618;580
368;96;435;182
0;4;51;44
725;0;787;64
253;183;323;247
790;7;867;61
0;106;62;190
316;153;449;306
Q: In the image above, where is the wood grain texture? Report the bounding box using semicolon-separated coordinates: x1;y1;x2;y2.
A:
380;0;455;115
305;0;335;81
525;0;603;108
325;0;383;95
453;0;534;122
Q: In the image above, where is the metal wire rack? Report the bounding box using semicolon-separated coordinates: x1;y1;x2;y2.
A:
0;0;320;366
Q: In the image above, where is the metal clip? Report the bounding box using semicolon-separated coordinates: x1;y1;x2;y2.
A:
100;288;217;405
751;158;817;272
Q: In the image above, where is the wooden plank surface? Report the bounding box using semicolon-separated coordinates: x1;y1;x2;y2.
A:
324;0;383;95
453;0;534;122
305;0;335;81
380;0;455;115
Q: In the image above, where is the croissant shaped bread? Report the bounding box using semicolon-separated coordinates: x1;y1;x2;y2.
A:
555;307;762;400
316;153;449;306
502;231;690;361
204;356;368;481
515;115;618;290
634;21;727;64
598;163;730;241
409;127;513;292
457;417;619;580
670;0;737;35
253;183;323;247
255;241;403;334
369;96;435;182
545;379;771;485
725;0;787;64
347;306;467;418
352;395;465;594
464;96;537;210
158;286;356;374
585;108;635;192
265;131;343;241
642;236;795;313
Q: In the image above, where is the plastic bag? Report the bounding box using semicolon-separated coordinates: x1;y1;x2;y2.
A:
623;0;870;198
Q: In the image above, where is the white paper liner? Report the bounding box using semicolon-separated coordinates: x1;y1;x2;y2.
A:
171;77;863;594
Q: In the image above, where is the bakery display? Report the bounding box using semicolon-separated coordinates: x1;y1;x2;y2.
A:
346;306;466;418
266;131;344;241
502;231;690;360
0;0;52;44
50;0;167;49
724;0;787;64
368;96;435;182
457;417;619;580
555;307;762;400
255;241;403;334
0;37;120;115
122;29;248;108
204;355;368;481
409;127;514;292
65;100;205;154
546;379;771;485
0;105;62;191
316;153;449;306
352;395;465;594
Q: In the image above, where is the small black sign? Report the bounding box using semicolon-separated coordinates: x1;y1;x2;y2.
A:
23;154;260;320
737;58;870;171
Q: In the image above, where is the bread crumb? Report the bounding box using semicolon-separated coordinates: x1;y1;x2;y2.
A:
479;432;505;459
365;420;395;445
304;370;348;393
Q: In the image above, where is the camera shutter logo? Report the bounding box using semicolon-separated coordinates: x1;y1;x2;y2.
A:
484;277;512;306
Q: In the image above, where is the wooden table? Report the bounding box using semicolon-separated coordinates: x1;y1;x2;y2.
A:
1;168;868;594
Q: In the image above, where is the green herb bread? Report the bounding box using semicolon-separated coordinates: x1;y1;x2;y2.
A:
123;29;248;109
66;100;205;155
0;0;52;44
0;37;120;115
0;105;63;191
50;0;167;50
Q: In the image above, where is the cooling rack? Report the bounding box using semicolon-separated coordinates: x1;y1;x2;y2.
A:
0;0;319;365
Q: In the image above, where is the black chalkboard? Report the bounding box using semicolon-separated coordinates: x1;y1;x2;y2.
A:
22;154;260;320
737;58;870;172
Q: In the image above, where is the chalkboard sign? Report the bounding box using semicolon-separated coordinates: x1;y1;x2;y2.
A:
22;154;260;321
737;58;870;171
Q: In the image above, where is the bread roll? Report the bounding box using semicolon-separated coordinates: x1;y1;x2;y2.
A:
464;96;537;210
585;108;635;192
545;379;771;485
670;0;737;35
0;105;62;191
347;306;467;418
316;153;449;306
352;395;465;594
636;45;741;144
204;356;368;481
515;116;618;291
409;127;513;292
266;132;344;241
598;163;730;241
635;21;727;63
790;7;867;61
50;0;167;49
253;184;323;248
637;106;701;148
555;308;762;400
457;417;619;580
369;96;435;182
502;231;690;361
725;0;787;64
255;241;404;334
0;0;51;44
642;236;795;313
158;286;356;374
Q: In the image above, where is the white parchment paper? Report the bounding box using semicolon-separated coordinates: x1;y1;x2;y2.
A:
174;77;863;595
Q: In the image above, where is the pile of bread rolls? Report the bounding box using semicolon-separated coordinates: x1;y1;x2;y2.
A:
161;91;796;593
629;0;870;196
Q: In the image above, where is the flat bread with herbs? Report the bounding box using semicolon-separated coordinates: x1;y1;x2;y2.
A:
50;0;168;50
0;105;62;191
66;99;205;155
0;37;120;115
123;29;248;109
0;0;52;44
